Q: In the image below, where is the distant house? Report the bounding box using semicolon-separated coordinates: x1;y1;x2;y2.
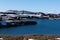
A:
18;11;42;18
36;12;49;19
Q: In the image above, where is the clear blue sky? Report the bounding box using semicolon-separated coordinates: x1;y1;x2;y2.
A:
0;0;60;13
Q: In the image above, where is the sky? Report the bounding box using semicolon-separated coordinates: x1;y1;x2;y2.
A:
0;0;60;13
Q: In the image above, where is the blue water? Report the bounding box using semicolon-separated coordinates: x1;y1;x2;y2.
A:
0;20;60;35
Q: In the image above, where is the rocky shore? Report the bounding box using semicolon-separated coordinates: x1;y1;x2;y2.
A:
0;34;60;40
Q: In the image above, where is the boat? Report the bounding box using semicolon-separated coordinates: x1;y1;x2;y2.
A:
0;19;37;28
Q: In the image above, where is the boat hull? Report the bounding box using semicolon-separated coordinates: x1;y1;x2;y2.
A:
0;21;37;28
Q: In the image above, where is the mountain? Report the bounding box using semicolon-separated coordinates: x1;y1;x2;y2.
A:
6;10;36;14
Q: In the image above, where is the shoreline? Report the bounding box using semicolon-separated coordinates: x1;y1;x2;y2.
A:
0;34;60;40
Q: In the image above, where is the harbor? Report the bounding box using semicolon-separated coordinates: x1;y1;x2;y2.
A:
0;10;60;35
0;10;60;28
1;10;60;40
0;0;60;40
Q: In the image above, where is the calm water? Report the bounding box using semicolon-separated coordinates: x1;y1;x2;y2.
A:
0;20;60;35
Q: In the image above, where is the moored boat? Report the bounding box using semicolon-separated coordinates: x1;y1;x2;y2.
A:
0;19;37;28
